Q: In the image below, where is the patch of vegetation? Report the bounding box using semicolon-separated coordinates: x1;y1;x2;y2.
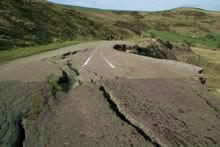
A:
25;94;44;120
206;34;215;40
143;30;220;50
114;20;150;35
217;43;220;49
47;73;61;97
47;69;79;96
112;11;144;18
0;40;84;62
150;32;156;38
177;53;208;67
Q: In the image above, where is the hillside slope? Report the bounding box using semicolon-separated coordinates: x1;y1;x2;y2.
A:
0;1;220;50
0;0;129;50
76;7;220;49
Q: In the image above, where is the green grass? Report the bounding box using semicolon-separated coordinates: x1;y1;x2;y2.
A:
143;30;220;49
0;40;87;62
25;95;44;120
47;73;61;91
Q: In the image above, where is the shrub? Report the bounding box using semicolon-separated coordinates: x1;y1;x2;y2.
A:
183;40;192;47
217;43;220;49
206;34;215;40
150;32;156;38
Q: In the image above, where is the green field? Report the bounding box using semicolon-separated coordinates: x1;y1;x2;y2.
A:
143;31;220;49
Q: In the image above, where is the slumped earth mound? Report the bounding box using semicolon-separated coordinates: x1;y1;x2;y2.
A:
114;39;192;60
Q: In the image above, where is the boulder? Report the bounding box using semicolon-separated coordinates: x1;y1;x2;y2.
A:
113;44;127;52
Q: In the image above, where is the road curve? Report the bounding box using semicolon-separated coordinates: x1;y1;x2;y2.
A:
0;41;220;146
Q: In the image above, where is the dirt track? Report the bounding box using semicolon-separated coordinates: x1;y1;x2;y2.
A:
0;41;220;146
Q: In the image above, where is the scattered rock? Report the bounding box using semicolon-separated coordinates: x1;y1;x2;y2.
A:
156;39;173;49
78;80;83;86
113;44;127;52
165;41;173;49
198;69;204;74
199;77;207;85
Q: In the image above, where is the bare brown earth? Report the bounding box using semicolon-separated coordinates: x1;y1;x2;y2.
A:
0;41;220;146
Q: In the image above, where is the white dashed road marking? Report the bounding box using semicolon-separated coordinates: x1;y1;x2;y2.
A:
100;52;116;68
80;47;98;72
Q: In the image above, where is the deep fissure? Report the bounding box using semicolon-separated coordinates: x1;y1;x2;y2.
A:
15;117;25;147
99;85;161;147
199;89;220;119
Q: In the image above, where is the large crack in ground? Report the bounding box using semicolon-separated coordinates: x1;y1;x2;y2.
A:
99;85;161;147
0;65;81;146
0;81;53;147
198;89;220;119
66;60;80;76
14;116;25;147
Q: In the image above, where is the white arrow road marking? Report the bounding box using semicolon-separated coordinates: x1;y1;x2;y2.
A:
80;47;98;72
101;52;116;68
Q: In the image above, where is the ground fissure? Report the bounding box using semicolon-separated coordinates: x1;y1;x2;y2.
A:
99;85;161;147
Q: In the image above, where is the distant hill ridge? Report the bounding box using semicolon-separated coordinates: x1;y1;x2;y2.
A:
49;1;219;12
23;0;48;2
0;0;219;50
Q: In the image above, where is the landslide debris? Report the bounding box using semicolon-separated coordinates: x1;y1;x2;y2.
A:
114;39;210;86
114;39;192;61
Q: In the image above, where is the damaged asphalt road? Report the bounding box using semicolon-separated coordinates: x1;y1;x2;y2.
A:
0;41;220;146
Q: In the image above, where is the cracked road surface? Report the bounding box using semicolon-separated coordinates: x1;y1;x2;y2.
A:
0;41;220;146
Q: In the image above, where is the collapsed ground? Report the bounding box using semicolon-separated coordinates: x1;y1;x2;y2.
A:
113;39;220;98
0;1;220;146
0;41;220;146
0;0;219;94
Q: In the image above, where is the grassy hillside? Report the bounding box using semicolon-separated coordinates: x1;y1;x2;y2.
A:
1;1;220;51
75;7;220;49
0;0;130;50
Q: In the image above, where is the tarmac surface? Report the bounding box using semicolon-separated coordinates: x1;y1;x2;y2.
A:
0;41;220;146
